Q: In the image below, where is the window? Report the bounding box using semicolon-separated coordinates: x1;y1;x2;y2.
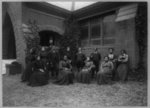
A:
103;14;116;37
103;14;116;45
81;25;88;40
90;18;101;39
80;12;116;47
80;20;89;46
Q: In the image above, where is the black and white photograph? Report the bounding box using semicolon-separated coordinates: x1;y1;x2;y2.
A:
1;0;148;107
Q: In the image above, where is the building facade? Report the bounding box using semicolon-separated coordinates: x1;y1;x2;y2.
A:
2;2;147;70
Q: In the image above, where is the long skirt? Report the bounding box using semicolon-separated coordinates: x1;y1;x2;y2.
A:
111;61;117;81
28;71;48;87
96;69;112;85
77;70;91;84
21;62;34;82
76;61;85;72
117;63;128;81
53;70;74;85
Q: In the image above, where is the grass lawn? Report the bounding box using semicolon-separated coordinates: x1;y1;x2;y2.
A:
2;74;147;107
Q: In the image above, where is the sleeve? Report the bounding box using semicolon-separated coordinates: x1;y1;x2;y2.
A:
123;54;128;62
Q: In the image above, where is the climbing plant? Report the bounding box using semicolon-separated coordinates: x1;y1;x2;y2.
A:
135;2;147;81
59;15;81;63
23;19;41;57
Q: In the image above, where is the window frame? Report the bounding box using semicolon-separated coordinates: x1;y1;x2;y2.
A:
80;11;116;47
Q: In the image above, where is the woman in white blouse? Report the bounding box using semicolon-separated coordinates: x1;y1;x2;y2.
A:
107;48;117;80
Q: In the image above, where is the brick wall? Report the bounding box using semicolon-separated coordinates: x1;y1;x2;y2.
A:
22;5;65;35
3;2;26;69
82;18;139;69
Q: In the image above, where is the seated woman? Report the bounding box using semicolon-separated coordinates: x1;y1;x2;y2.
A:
117;50;129;81
77;57;95;84
53;55;74;85
97;56;114;85
28;56;49;87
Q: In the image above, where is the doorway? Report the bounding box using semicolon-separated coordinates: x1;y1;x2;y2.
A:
39;30;61;46
2;12;16;59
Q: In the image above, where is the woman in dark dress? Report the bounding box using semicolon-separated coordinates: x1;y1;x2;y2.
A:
47;48;59;79
76;47;86;72
21;48;36;82
117;50;129;81
28;56;49;87
97;56;114;85
53;55;74;85
107;48;117;80
77;57;95;84
90;48;101;78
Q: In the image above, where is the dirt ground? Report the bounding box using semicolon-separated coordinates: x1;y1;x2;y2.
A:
2;74;147;107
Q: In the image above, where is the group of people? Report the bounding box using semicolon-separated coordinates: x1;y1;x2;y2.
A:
75;48;129;85
21;41;129;87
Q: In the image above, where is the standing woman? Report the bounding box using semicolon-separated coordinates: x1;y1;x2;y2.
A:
117;50;129;81
53;55;74;85
96;56;114;85
47;48;59;79
28;56;49;87
90;48;101;78
21;48;36;82
107;48;117;80
76;47;86;72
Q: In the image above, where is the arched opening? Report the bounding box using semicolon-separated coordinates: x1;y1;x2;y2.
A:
39;30;61;46
2;12;16;59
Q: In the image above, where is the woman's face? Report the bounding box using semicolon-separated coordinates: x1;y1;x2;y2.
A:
41;47;45;51
104;57;109;62
121;50;125;54
64;56;67;60
109;49;113;53
37;56;40;60
49;39;53;44
78;48;81;52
